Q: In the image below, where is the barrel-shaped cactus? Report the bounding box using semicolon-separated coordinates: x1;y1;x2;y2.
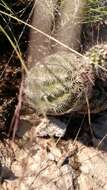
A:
86;44;107;81
25;44;107;115
25;51;94;115
82;44;107;113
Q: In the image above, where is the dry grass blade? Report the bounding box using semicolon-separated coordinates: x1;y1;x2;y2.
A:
0;25;28;74
0;10;84;58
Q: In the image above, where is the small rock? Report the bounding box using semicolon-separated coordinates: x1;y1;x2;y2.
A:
78;143;107;190
35;117;67;137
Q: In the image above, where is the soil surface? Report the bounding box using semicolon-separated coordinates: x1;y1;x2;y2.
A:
0;55;21;133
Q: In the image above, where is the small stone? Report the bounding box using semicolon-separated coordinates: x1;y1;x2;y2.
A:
35;117;67;137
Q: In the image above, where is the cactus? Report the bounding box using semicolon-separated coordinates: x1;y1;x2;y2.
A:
53;0;86;51
82;44;107;113
25;44;107;115
25;51;94;115
86;44;107;81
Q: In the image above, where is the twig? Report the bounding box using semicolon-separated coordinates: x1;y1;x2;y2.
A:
9;80;23;140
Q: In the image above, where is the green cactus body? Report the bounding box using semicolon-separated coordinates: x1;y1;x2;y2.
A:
81;44;107;113
25;44;107;115
86;44;107;81
25;51;94;115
